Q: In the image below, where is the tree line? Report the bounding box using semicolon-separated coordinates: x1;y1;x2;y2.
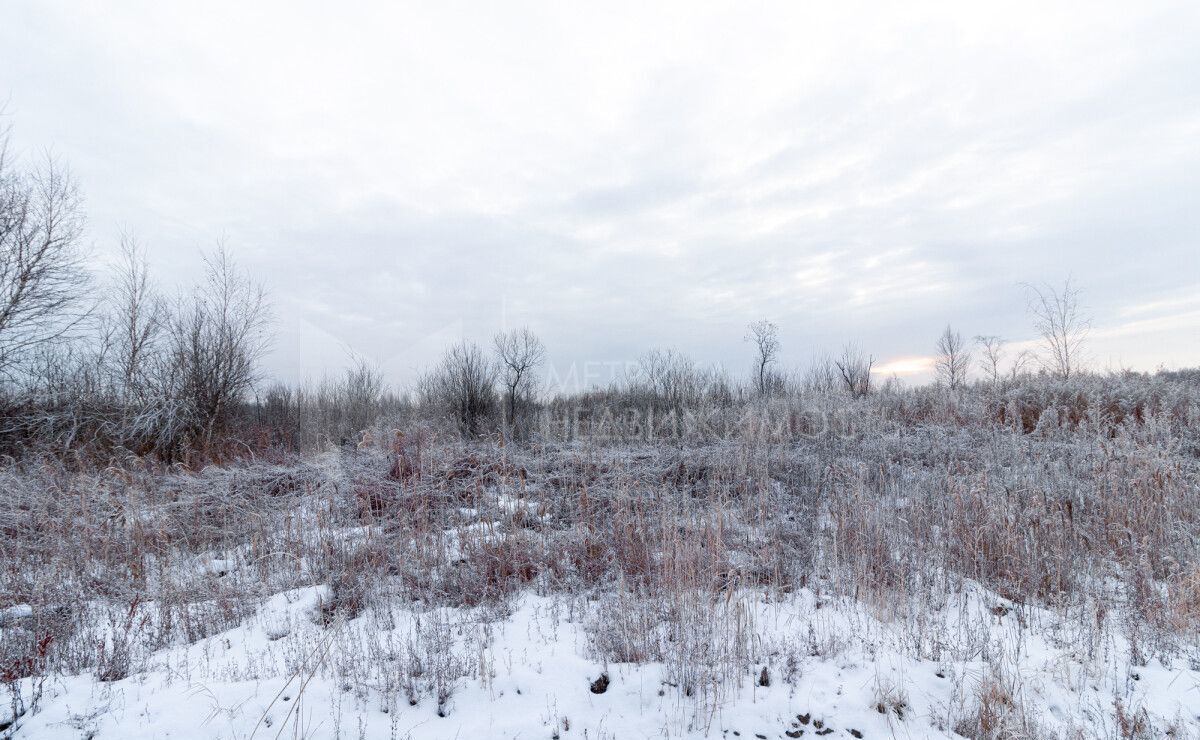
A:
0;120;1103;461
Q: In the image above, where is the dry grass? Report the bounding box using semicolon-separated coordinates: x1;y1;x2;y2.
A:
1;372;1198;734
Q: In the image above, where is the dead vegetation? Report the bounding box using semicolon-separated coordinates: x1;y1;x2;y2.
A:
1;369;1197;735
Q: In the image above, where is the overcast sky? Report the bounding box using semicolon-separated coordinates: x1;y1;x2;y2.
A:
3;0;1198;389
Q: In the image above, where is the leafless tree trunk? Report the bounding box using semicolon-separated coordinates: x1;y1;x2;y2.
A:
935;324;971;390
166;247;271;454
974;335;1005;386
493;327;545;432
0;130;90;381
835;343;873;399
745;320;779;396
1027;280;1089;380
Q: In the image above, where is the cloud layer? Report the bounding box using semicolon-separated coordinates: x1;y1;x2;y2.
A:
3;0;1198;386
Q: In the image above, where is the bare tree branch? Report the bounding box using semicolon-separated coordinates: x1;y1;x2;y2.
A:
974;335;1005;386
164;245;272;454
420;341;497;438
935;324;971;390
835;343;873;399
0;138;90;380
744;320;780;396
494;327;545;432
1026;279;1089;380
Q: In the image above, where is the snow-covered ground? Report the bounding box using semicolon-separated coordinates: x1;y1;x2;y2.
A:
8;579;1199;739
5;376;1200;739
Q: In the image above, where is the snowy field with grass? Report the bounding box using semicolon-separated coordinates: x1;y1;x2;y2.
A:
4;372;1200;739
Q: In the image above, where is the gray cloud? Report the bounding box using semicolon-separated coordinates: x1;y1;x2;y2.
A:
2;0;1197;387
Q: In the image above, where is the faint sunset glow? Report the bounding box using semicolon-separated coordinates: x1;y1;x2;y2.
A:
875;356;936;377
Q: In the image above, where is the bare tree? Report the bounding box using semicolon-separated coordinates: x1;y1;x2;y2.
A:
108;236;163;400
0;131;90;380
934;324;971;390
340;355;385;438
835;343;873;399
493;327;545;430
166;247;271;452
1027;280;1089;380
974;335;1005;386
744;320;780;395
420;341;497;437
1010;348;1034;381
633;348;703;412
